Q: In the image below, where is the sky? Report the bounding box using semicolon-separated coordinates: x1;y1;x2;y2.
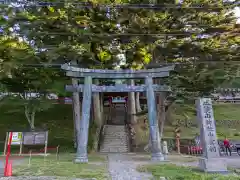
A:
235;7;240;24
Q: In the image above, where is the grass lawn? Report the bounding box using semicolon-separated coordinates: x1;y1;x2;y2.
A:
128;153;198;163
170;103;240;121
13;153;109;179
137;164;240;180
213;104;240;120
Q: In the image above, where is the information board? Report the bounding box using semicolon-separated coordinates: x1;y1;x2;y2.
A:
23;131;48;145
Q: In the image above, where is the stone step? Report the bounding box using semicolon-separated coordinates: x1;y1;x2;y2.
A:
104;127;126;130
103;139;127;142
100;150;128;153
101;145;128;148
104;137;127;139
103;141;128;145
102;140;128;144
104;125;125;127
100;124;129;153
102;139;127;142
100;146;128;148
104;129;126;132
101;146;128;149
104;131;126;134
104;131;127;134
102;142;128;145
103;136;127;139
100;145;128;149
104;132;127;134
104;133;127;136
100;148;128;152
104;129;126;131
104;136;127;139
100;148;128;151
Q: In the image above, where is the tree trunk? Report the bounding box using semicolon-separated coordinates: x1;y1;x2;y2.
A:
100;93;105;124
135;92;142;113
93;80;102;127
30;108;36;130
158;92;166;139
128;79;137;124
24;105;35;130
72;78;81;149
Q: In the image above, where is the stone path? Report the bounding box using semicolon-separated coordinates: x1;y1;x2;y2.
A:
108;154;152;180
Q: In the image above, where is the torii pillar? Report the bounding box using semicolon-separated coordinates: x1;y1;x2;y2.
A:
145;76;164;161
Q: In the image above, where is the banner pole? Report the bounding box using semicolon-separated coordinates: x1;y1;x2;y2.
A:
3;132;8;156
4;132;13;176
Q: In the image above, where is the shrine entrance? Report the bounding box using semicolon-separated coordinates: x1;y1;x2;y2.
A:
62;63;174;163
104;95;128;125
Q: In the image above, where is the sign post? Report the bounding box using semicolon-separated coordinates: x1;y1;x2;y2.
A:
196;98;228;173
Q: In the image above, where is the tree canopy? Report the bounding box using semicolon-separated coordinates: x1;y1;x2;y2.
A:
0;0;239;96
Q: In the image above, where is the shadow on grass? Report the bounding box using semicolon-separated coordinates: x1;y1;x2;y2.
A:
13;153;108;180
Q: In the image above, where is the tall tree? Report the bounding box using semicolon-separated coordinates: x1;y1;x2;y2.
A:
0;66;63;129
2;0;239;138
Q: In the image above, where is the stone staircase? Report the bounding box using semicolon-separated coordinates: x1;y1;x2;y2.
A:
100;125;129;153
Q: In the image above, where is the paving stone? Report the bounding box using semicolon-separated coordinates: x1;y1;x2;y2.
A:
108;154;152;180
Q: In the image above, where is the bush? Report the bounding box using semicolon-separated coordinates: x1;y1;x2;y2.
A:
234;132;240;136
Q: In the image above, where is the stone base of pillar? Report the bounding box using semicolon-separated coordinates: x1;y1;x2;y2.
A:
74;155;88;163
151;152;165;162
198;158;228;174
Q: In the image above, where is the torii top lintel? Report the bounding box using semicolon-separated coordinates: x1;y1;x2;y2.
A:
61;64;175;79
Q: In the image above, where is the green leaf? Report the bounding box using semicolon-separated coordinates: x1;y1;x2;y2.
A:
47;6;55;13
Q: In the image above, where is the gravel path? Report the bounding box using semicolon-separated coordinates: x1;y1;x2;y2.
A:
108;154;152;180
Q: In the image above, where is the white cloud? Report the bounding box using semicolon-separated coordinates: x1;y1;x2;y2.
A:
235;7;240;24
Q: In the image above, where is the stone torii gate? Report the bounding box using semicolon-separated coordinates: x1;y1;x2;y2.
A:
61;63;174;162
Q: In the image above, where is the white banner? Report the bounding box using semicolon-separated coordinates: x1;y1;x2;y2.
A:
9;132;22;145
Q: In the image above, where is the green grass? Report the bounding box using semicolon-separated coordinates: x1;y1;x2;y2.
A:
214;104;240;120
137;164;240;180
14;153;108;179
169;103;240;121
129;154;198;163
